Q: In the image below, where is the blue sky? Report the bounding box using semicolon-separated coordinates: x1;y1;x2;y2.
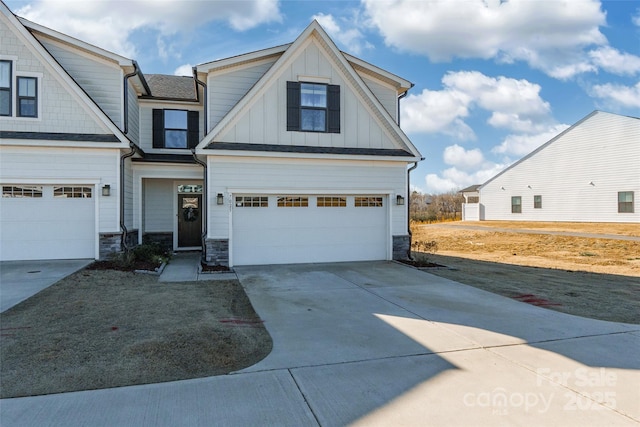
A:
7;0;640;194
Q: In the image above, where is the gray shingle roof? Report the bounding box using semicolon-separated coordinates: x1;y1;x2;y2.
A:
205;142;413;157
144;74;197;100
0;131;119;142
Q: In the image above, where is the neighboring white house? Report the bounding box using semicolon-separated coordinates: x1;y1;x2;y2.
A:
0;2;423;266
462;111;639;223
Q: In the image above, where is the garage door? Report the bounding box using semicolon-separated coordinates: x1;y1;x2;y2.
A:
1;185;95;261
232;194;388;266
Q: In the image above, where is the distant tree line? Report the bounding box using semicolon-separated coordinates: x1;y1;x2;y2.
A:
410;190;464;223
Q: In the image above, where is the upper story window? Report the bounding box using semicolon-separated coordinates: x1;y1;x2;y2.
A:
287;81;340;133
152;108;199;149
0;61;11;116
17;77;37;117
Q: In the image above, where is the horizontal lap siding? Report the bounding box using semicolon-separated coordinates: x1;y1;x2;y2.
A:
207;156;407;238
0;146;120;231
480;113;640;222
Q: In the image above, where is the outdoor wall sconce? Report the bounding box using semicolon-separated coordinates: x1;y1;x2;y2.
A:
102;184;111;197
216;193;224;205
396;195;405;205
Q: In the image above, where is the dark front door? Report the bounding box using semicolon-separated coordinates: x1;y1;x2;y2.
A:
178;194;202;247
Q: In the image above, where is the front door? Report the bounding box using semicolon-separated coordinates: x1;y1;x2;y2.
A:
178;194;202;248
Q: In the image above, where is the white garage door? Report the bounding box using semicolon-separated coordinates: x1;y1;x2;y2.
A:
232;194;388;266
1;185;95;261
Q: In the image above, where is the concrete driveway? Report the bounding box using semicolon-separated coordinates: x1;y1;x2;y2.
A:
0;259;92;312
1;261;638;426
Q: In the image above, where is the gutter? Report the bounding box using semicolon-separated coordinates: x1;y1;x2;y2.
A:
120;143;144;252
120;62;146;251
396;84;413;126
191;148;208;264
407;160;422;260
193;66;208;133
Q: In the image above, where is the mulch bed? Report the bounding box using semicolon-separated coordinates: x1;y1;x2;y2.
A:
87;260;163;272
201;263;231;272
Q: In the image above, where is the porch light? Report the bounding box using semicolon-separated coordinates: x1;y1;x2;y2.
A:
102;184;111;197
217;193;224;205
396;195;405;205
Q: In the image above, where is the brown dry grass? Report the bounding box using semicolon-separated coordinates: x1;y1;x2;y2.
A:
0;270;272;398
412;221;640;277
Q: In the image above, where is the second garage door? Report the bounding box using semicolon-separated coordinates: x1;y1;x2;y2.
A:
232;194;388;266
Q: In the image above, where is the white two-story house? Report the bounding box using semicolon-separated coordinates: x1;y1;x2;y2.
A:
0;2;422;266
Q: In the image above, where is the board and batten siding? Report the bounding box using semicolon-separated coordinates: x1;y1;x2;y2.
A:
0;146;120;231
36;36;124;128
207;58;278;132
0;17;109;134
480;112;640;222
215;38;400;152
359;74;398;123
206;156;408;239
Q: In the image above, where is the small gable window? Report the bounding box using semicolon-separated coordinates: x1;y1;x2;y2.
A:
17;77;37;118
152;109;199;149
287;81;340;133
0;60;11;116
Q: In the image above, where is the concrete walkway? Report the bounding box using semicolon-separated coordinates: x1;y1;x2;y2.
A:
2;262;639;426
422;223;640;241
0;259;92;312
158;252;236;282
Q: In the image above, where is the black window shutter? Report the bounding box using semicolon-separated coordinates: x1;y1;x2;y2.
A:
152;109;164;148
187;111;199;148
327;84;340;133
287;81;300;131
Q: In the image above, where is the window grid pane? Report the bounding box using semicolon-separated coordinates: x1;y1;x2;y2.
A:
317;196;346;207
0;61;10;117
618;191;634;213
300;109;326;131
165;130;188;148
2;185;43;198
534;195;542;209
54;186;92;198
511;196;522;213
236;196;268;207
355;197;383;207
277;196;309;207
164;110;188;130
300;83;327;107
17;77;37;117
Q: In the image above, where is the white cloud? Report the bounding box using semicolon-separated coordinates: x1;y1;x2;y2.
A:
589;47;640;76
312;13;372;55
633;9;640;26
363;0;609;79
443;144;484;171
590;81;640;108
424;162;507;194
401;88;474;139
173;64;193;77
401;71;555;137
15;0;282;58
492;124;571;158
